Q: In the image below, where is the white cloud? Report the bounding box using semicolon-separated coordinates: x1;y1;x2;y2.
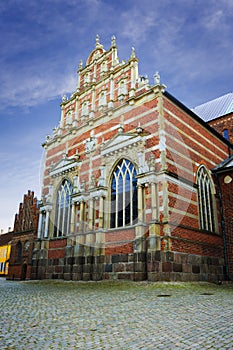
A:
0;155;42;232
121;8;158;42
0;63;77;109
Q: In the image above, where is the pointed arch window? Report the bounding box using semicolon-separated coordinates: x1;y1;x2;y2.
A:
54;179;73;237
16;241;22;263
197;166;216;232
110;159;138;228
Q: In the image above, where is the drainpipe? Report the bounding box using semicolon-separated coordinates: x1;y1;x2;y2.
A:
214;172;229;280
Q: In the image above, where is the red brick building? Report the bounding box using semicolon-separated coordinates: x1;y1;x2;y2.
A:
208;112;233;144
212;156;233;280
31;36;233;282
7;191;39;280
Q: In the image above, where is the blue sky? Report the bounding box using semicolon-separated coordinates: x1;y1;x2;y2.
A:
0;0;232;232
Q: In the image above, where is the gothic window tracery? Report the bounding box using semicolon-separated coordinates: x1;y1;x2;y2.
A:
54;179;73;237
197;166;216;232
110;159;138;228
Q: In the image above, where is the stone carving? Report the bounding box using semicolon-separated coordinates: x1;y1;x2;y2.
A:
131;47;136;59
154;71;160;85
85;136;96;154
45;185;53;203
98;165;106;186
79;59;83;69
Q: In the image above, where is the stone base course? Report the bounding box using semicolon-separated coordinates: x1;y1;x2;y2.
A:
30;248;226;283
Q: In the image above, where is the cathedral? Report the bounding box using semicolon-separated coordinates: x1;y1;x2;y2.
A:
30;36;233;282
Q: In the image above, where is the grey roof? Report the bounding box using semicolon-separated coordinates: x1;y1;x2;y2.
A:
192;92;233;122
212;154;233;173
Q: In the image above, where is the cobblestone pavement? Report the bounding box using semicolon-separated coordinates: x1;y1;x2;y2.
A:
0;278;233;350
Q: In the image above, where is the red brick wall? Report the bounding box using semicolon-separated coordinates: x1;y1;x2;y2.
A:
217;172;233;278
208;112;233;143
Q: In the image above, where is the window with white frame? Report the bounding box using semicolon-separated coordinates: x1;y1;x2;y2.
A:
101;60;107;73
118;79;127;97
110;159;138;228
197;166;216;232
99;91;107;107
84;72;90;84
66;110;73;125
82;101;89;116
54;179;73;237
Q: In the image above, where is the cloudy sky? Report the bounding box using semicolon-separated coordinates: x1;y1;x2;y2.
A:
0;0;232;232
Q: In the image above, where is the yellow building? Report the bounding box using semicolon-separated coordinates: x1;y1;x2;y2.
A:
0;231;12;276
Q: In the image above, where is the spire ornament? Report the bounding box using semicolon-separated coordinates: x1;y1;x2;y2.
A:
154;71;160;85
111;35;116;47
131;47;136;59
96;34;100;47
79;59;83;69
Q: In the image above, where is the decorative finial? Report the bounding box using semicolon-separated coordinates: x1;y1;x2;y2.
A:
62;94;67;102
96;34;100;47
79;59;83;69
131;47;136;59
136;122;143;134
154;71;160;85
111;35;116;47
118;123;124;133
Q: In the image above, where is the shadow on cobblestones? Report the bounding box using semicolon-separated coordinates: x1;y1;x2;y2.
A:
0;278;233;350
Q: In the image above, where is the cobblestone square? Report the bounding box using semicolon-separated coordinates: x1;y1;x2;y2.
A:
0;278;233;349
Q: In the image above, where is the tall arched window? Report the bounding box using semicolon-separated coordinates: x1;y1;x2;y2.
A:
197;166;216;232
16;241;22;263
110;159;138;228
54;179;73;237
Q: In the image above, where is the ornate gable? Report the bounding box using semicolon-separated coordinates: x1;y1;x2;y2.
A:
50;154;80;178
101;131;145;157
86;34;105;65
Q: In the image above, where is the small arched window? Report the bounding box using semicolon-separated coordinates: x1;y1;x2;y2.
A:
84;72;90;84
66;110;73;125
197;166;216;232
223;129;229;141
54;179;73;237
82;101;89;116
118;79;127;97
101;60;107;73
110;159;138;228
99;91;107;107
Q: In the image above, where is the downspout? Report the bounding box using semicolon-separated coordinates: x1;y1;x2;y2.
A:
214;172;229;280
